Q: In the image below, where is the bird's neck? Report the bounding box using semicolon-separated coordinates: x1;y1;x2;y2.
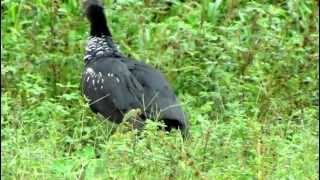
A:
84;36;122;64
90;22;112;37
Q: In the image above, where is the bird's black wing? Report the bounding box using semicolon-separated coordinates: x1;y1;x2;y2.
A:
122;58;188;133
82;57;143;122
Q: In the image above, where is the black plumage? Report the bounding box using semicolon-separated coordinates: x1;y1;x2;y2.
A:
81;0;188;137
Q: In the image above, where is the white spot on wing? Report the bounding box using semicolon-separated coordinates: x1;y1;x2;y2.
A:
86;76;90;82
96;47;104;51
92;79;95;86
86;68;95;75
96;51;104;56
84;54;91;60
116;77;120;83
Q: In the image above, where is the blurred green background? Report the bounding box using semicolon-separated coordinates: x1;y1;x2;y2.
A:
1;0;319;179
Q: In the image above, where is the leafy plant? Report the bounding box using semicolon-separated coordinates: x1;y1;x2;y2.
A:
1;0;318;179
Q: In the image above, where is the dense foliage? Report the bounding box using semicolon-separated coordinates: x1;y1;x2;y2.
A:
1;0;319;179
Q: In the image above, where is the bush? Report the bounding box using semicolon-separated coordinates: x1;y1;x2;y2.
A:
1;0;318;179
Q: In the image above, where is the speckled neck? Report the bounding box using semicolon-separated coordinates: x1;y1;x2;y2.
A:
84;36;122;64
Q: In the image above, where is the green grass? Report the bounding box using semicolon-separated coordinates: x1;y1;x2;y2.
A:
1;0;319;179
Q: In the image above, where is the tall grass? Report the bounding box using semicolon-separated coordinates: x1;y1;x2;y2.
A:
1;0;318;179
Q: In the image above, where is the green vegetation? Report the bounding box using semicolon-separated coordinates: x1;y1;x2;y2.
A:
1;0;318;179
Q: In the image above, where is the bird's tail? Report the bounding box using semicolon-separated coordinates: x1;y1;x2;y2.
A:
83;0;112;37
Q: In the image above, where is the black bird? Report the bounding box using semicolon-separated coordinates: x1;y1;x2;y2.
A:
81;0;188;137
